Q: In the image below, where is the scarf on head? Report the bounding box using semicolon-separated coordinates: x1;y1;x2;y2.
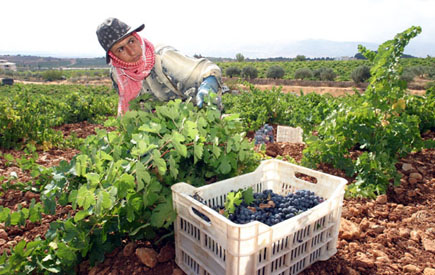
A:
109;32;155;115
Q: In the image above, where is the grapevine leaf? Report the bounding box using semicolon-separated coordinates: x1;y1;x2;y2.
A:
131;140;157;157
212;144;221;158
85;173;100;188
127;206;135;222
75;155;90;177
126;194;143;222
68;190;78;209
172;140;187;158
100;190;113;209
117;174;135;199
95;190;113;215
63;220;82;244
197;117;207;130
243;188;254;205
128;194;143;212
21;208;29;219
12;240;26;255
218;155;232;174
0;207;11;222
152;150;167;175
168;155;179;179
150;198;176;228
10;211;23;226
172;131;186;143
171;131;187;157
55;243;77;266
184;120;199;139
74;210;90;222
143;180;162;207
224;191;243;216
76;185;96;210
138;122;162;133
158;105;178;120
43;196;56;215
194;142;203;163
135;162;150;192
29;202;42;223
97;150;113;161
226;138;233;153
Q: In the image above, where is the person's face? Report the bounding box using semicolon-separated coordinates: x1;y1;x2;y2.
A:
111;35;142;63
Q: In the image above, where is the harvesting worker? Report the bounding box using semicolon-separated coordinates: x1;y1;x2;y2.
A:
96;17;223;116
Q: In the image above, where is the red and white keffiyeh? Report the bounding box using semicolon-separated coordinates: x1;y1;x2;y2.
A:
109;32;155;115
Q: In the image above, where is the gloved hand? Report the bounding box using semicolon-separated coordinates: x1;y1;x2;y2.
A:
196;76;220;108
196;89;209;108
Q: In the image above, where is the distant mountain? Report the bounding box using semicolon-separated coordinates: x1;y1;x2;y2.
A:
0;55;108;68
1;38;433;65
200;39;435;59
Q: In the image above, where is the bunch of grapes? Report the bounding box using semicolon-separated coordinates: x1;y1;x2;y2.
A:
193;189;324;227
254;124;274;145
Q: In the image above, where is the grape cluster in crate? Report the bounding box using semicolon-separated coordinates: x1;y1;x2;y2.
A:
193;188;324;227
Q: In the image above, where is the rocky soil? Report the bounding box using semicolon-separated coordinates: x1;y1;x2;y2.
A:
0;123;434;275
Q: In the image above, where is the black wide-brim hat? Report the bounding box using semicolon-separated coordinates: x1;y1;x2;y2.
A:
96;17;145;64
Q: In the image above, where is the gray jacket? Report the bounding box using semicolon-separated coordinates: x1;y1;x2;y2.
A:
111;44;222;105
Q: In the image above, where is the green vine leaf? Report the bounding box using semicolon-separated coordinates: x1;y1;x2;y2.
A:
168;155;179;179
193;142;203;164
152;150;167;175
224;191;243;216
150;199;176;228
76;185;96;210
135;162;150;192
171;131;187;157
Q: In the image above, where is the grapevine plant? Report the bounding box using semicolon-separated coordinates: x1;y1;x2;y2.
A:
0;84;117;149
302;26;424;198
0;100;260;273
222;84;340;134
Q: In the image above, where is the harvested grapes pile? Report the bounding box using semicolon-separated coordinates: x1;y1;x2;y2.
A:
195;189;324;226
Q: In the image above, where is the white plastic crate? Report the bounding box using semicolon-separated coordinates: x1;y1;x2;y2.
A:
171;159;347;275
276;126;304;143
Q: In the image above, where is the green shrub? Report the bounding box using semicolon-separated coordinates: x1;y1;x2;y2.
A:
313;68;323;80
400;68;415;83
294;68;313;80
42;70;64;81
313;67;336;81
241;66;258;79
407;66;425;78
266;65;285;79
351;65;371;83
225;66;241;78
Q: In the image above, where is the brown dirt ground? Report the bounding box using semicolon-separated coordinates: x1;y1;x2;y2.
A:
1;121;434;274
223;76;430;97
242;84;426;97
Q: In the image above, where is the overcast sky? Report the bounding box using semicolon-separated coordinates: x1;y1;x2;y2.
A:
1;0;434;58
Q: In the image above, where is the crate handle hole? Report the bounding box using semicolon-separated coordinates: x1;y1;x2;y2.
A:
190;207;212;225
295;172;318;184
